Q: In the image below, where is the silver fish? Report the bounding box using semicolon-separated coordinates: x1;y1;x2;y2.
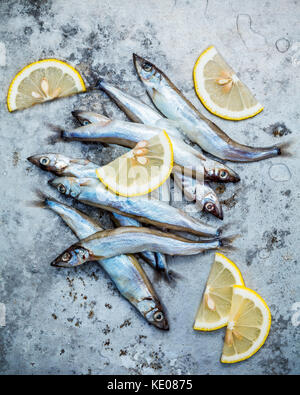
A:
173;172;223;219
27;154;98;178
51;226;233;265
49;176;220;237
38;196;168;330
28;153;222;219
71;110;240;183
93;80;185;140
61;116;240;182
133;54;285;162
111;212;169;277
28;154;172;277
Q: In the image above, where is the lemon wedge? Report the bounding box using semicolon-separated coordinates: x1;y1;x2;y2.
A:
96;131;173;197
7;59;86;112
194;46;263;120
194;253;244;331
221;285;271;363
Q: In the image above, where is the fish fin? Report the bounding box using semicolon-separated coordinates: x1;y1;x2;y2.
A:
277;141;293;157
26;189;60;208
165;269;184;284
46;123;65;144
218;234;240;252
79;179;95;187
218;222;234;235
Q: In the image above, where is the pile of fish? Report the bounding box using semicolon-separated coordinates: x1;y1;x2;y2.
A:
28;54;287;330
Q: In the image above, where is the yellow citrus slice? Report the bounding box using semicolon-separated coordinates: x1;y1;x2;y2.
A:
221;285;271;363
96;130;173;197
7;59;86;112
194;46;263;120
194;253;244;331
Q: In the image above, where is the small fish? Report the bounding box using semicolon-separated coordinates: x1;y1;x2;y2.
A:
133;54;287;162
72;93;240;184
28;153;222;220
173;172;223;219
49;176;220;237
51;226;235;266
27;153;98;178
61;116;240;182
111;212;170;277
93;80;185;140
34;195;168;330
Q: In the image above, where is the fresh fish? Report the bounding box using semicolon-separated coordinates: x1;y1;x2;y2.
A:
87;81;240;181
72;108;240;183
93;80;186;140
61;116;240;182
49;176;220;237
173;172;223;219
28;154;172;277
111;212;169;277
51;226;234;266
133;54;285;162
27;153;98;178
72;111;105;125
27;153;222;219
36;196;168;330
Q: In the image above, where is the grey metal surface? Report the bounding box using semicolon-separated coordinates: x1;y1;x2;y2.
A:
0;0;299;375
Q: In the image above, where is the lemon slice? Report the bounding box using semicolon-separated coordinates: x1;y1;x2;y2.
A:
194;253;244;331
221;285;271;363
194;46;263;120
7;59;86;112
96;131;173;197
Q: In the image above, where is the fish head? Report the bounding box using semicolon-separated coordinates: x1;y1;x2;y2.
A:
51;246;91;268
133;54;162;93
27;153;71;175
197;184;223;219
49;177;82;198
72;110;108;126
145;304;169;330
206;162;240;183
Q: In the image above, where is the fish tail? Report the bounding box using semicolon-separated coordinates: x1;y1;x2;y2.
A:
165;269;183;283
27;189;59;209
152;268;181;285
277;141;292;157
46;123;65;144
94;78;105;90
218;234;240;251
218;222;234;235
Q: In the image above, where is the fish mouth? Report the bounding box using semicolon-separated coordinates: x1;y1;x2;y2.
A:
214;207;224;220
230;172;241;183
48;179;56;187
153;318;169;331
50;259;62;267
27;155;40;167
132;53;145;73
71;110;81;120
203;202;223;220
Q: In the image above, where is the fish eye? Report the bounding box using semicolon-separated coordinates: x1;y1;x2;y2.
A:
40;157;50;166
82;120;90;126
205;202;215;212
142;62;152;72
58;184;66;194
62;252;71;262
219;170;228;179
154;311;164;322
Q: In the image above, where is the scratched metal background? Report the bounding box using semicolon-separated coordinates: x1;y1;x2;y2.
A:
0;0;299;375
